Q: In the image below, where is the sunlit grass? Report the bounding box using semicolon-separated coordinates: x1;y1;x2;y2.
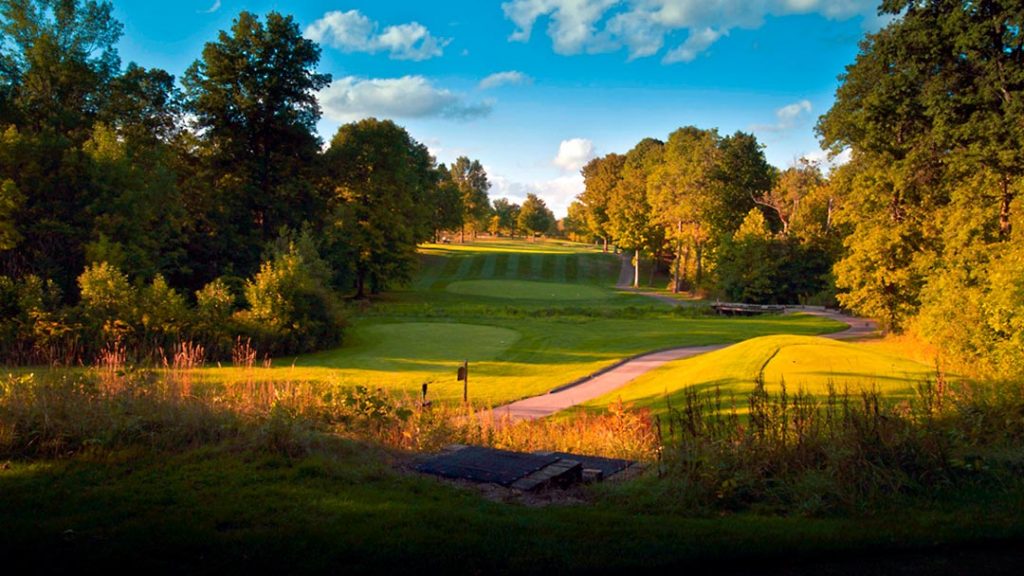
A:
584;334;941;415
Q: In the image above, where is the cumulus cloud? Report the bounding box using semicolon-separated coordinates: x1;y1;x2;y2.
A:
751;99;812;132
479;71;532;90
553;138;596;171
305;9;450;61
318;76;492;123
501;0;879;63
490;172;584;218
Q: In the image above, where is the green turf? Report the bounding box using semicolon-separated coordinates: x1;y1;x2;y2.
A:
445;279;612;301
586;334;939;415
189;239;847;405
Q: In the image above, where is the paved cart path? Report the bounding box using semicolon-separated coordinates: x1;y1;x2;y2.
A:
490;257;877;422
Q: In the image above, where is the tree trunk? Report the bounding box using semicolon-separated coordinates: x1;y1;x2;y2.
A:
681;244;691;292
672;220;682;293
602;237;608;253
633;249;640;288
648;249;658;286
355;270;366;300
695;240;703;288
460;224;465;243
1000;175;1014;239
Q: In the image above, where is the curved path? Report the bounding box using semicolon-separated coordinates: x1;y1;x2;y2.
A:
490;257;877;422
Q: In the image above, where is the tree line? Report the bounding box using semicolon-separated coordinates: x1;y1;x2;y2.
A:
564;129;841;306
566;1;1024;379
0;1;540;363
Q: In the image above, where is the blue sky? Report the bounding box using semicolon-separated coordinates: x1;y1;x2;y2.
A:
113;1;883;216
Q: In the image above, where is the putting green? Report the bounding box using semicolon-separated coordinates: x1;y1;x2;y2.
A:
296;322;521;370
445;279;612;301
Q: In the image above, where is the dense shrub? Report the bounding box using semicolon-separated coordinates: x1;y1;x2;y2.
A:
717;210;834;305
237;242;345;355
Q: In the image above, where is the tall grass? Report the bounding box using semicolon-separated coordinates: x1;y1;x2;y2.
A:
648;370;1024;515
3;363;1022;516
0;368;658;462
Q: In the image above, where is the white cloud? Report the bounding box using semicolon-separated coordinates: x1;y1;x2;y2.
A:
553;138;595;171
503;0;619;53
305;10;450;61
501;0;879;63
663;27;725;63
318;76;492;123
490;172;584;218
751;99;812;132
198;0;221;14
479;71;532;90
802;146;851;168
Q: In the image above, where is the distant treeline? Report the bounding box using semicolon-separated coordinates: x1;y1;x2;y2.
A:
566;2;1024;379
0;2;558;364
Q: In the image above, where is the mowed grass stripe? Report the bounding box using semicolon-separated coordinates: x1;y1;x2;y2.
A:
530;253;544;279
429;253;466;289
453;255;474;280
505;252;520;278
541;254;556;280
467;255;487;278
493;253;508;279
413;254;444;290
518;252;532;278
480;254;497;278
553;255;568;283
565;254;579;282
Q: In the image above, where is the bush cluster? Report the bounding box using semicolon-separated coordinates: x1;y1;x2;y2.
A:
0;238;345;365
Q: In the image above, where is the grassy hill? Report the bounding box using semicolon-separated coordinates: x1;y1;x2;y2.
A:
586;334;940;415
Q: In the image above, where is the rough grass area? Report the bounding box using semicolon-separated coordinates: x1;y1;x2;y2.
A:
2;445;1023;574
445;279;612;301
586;334;939;415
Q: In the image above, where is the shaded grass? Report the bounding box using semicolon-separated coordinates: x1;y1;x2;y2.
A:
1;444;1023;574
445;279;612;301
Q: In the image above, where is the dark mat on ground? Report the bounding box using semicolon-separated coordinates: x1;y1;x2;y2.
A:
416;446;560;486
545;452;632;477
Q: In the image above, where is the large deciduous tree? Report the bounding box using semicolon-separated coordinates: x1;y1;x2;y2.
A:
183;11;330;279
450;156;491;241
323;118;434;299
0;0;123;290
517;193;555;237
580;153;625;252
648;126;720;292
608;138;663;288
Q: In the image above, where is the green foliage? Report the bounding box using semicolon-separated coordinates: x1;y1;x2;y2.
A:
580;153;625;249
717;210;833;305
517;193;555;236
136;274;189;344
0;178;22;250
77;261;136;335
450;156;492;237
324;118;435;298
183;10;330;277
491;197;520;236
239;242;344;355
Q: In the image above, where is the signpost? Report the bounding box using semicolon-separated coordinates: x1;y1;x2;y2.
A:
457;360;468;403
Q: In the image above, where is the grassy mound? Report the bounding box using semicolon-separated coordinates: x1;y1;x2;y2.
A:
587;334;939;414
445;279;612;301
